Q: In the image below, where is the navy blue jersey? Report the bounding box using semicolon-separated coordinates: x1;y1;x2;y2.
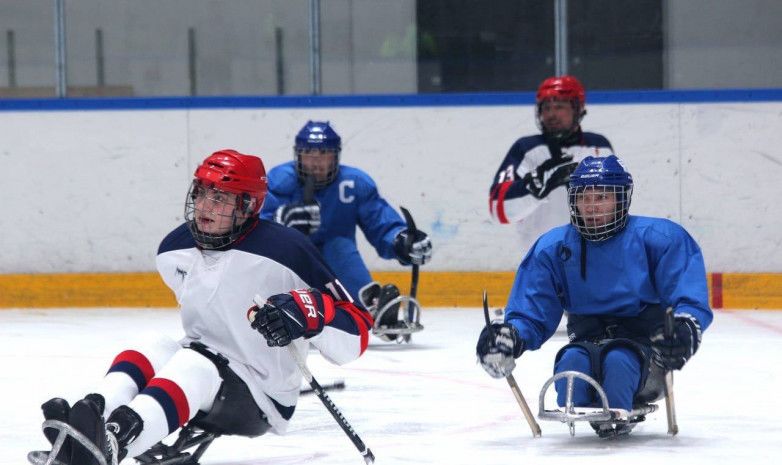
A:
505;216;712;351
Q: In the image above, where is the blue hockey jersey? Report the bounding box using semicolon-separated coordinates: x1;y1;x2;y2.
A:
260;161;407;298
505;216;713;350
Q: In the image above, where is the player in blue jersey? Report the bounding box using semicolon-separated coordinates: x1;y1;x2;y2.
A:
31;150;373;465
261;120;432;341
489;75;614;253
477;155;712;437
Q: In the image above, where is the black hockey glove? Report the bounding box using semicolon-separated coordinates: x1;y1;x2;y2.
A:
523;156;579;199
274;202;321;235
394;229;433;266
476;323;525;379
248;289;332;347
651;314;702;370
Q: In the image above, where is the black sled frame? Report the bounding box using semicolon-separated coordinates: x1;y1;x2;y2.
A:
135;422;218;465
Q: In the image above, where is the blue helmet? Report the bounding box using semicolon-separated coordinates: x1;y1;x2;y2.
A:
294;121;341;187
567;155;633;241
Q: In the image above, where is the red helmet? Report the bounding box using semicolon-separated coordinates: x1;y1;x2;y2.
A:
536;75;586;106
193;149;268;215
186;150;267;249
535;75;587;140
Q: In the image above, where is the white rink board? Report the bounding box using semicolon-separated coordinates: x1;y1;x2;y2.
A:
1;101;780;273
1;307;781;464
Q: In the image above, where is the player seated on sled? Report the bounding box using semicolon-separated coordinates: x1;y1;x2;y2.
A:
260;121;432;341
29;150;372;465
477;155;712;438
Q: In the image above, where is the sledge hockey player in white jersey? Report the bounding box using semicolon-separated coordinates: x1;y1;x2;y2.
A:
477;155;712;438
260;121;432;341
31;150;373;465
489;75;614;253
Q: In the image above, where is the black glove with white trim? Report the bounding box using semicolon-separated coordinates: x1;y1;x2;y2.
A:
523;156;578;199
651;313;702;370
476;323;525;379
394;230;432;266
275;202;321;235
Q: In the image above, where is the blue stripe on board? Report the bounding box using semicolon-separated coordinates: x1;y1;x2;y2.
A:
0;88;781;112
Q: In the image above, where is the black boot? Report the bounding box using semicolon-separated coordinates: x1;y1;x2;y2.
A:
105;405;144;462
41;398;71;463
358;281;381;311
590;421;636;439
375;284;402;340
68;397;109;465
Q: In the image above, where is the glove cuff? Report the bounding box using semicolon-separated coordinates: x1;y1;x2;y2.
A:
509;325;525;358
393;230;412;265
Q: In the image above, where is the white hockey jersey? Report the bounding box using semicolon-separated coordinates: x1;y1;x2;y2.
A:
156;219;372;433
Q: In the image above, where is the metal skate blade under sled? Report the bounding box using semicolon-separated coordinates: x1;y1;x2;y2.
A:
537;371;659;437
372;294;423;343
28;420;109;465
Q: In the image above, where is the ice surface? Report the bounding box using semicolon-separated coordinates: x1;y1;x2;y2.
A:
1;308;781;465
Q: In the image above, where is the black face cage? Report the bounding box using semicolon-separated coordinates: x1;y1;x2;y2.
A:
294;148;340;188
184;181;254;250
568;184;633;241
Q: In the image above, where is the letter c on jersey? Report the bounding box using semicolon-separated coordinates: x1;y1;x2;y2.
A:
339;180;355;203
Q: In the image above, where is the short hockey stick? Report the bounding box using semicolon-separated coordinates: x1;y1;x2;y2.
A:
288;346;375;464
483;290;542;438
399;206;420;343
663;307;679;436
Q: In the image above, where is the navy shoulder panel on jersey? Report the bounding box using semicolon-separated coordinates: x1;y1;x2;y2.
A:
580;132;613;148
158;223;196;254
235;219;337;290
510;134;547;155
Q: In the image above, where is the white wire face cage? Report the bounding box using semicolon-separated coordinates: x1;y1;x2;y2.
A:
567;184;633;241
184;181;253;249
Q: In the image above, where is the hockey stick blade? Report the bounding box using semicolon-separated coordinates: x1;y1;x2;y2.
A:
288;347;375;464
482;290;542;438
300;379;346;395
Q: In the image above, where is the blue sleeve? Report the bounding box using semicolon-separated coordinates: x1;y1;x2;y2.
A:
259;163;298;221
355;176;406;259
504;240;565;350
648;224;713;331
260;191;281;221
